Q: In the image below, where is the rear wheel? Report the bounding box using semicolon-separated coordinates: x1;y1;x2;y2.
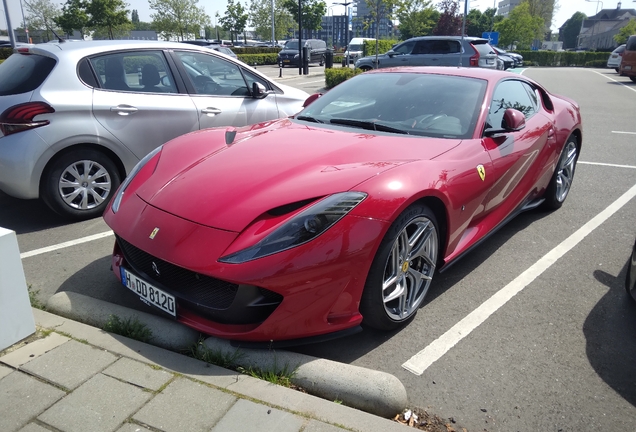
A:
319;55;325;66
358;65;372;72
631;76;636;82
542;136;578;210
41;149;121;220
360;204;439;330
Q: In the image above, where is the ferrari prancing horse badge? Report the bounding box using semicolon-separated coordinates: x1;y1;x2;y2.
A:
477;165;486;181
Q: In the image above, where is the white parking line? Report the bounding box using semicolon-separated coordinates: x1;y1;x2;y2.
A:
612;131;636;135
591;70;636;94
20;231;114;259
579;161;636;169
402;182;636;376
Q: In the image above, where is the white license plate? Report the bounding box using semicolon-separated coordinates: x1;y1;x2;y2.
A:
624;65;632;70
121;267;176;316
487;59;494;64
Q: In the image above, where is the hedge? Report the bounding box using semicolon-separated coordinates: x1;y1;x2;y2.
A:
325;67;363;88
363;39;398;57
236;53;279;65
232;47;280;55
1;47;12;60
513;50;609;67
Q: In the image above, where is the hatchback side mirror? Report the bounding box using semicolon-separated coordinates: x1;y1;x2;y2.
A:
252;82;272;99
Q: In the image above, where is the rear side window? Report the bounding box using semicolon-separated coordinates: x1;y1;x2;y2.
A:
627;36;636;51
0;53;56;96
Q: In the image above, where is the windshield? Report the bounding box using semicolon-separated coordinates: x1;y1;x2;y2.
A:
348;44;363;51
285;41;300;50
296;72;487;139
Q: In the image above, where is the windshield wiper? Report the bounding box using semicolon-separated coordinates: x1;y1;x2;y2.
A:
296;115;324;123
329;118;409;135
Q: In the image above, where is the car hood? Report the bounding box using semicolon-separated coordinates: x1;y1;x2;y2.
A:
137;119;459;231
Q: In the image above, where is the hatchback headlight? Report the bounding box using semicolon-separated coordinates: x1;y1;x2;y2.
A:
219;192;367;263
111;146;163;213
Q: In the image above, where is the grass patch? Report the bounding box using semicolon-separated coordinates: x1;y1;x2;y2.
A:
237;356;297;387
28;285;45;310
103;315;153;343
188;339;245;369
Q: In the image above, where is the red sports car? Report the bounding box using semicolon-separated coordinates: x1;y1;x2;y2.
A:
103;67;582;345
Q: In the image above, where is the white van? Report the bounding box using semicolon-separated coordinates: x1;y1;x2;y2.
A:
343;37;376;65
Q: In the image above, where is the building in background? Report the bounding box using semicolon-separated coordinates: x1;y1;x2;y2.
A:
497;0;523;18
577;4;636;50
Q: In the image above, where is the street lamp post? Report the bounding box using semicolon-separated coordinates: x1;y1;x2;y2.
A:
333;1;352;66
327;6;335;48
585;0;603;50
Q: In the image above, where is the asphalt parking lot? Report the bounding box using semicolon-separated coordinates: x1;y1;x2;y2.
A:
2;67;636;431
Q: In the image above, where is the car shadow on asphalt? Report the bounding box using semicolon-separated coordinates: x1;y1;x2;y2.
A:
587;264;636;408
292;208;553;362
0;190;68;234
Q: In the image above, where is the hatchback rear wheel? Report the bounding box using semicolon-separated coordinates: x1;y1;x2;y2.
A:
41;149;121;220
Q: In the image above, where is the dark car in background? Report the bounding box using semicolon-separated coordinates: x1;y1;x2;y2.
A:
354;36;498;71
627;236;636;302
277;39;326;67
618;35;636;81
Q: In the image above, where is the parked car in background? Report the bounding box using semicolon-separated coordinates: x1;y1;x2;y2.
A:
607;44;626;72
492;46;517;70
354;36;498;71
182;40;238;59
277;39;326;67
619;35;636;81
104;67;581;343
343;37;376;65
0;40;308;220
493;47;523;68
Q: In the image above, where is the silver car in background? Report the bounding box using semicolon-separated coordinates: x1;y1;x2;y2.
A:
354;36;498;71
0;40;308;220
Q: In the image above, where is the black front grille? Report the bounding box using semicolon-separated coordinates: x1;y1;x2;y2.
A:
117;236;238;310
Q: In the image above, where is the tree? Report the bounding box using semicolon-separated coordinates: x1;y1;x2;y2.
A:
560;11;585;49
55;0;89;39
150;0;209;41
282;0;326;39
86;0;130;40
362;0;396;65
131;9;139;23
466;7;500;37
395;0;439;40
23;0;61;41
249;0;295;41
495;2;543;49
615;18;636;45
220;0;249;43
432;0;461;36
526;0;555;34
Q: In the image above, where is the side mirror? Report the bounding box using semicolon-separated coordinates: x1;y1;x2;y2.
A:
485;108;526;136
251;82;271;99
302;93;322;108
387;50;397;57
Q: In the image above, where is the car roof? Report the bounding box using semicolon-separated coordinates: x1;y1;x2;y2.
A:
405;36;488;43
363;66;530;84
25;39;201;57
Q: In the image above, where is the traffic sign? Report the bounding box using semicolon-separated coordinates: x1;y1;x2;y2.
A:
482;31;499;46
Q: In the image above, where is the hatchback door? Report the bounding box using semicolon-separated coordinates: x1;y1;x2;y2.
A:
90;50;199;159
170;50;279;129
470;40;498;69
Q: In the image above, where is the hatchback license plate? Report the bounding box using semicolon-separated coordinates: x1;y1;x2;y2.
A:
120;267;176;316
624;65;632;70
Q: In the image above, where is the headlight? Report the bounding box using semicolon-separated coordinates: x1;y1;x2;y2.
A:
219;192;367;263
111;145;163;213
294;54;299;58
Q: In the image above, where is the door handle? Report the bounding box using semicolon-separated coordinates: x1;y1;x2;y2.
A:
110;105;138;115
202;108;222;116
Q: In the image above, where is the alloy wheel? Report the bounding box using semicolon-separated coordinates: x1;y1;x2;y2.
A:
555;140;577;203
58;159;112;210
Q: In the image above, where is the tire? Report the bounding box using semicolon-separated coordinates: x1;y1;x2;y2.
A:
359;66;372;72
41;149;121;220
631;76;636;82
615;68;619;72
542;136;578;210
360;203;439;330
319;55;325;66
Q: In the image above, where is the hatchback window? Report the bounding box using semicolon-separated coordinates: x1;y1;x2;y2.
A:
627;36;636;51
488;80;538;130
471;41;496;56
174;51;250;96
89;51;177;94
0;53;56;96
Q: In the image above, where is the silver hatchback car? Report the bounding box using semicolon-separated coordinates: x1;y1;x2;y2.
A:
0;40;308;219
354;36;498;71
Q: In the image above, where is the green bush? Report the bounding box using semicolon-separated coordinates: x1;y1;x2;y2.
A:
325;67;363;88
363;39;398;57
585;59;608;67
236;53;279;65
0;47;13;60
513;50;608;67
232;47;280;55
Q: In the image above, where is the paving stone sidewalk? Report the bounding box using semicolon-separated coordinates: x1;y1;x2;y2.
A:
0;309;409;432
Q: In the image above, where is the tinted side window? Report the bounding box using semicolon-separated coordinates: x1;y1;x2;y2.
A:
488;80;538;129
0;54;56;96
90;51;176;93
627;35;636;51
394;41;415;55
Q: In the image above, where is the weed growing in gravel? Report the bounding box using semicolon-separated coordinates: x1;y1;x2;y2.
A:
237;356;297;387
28;285;45;310
188;339;245;369
103;315;153;343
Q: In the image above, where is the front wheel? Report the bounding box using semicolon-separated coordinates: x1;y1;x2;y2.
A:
631;76;636;82
41;149;121;220
358;65;372;72
542;136;578;210
360;204;439;330
319;55;325;66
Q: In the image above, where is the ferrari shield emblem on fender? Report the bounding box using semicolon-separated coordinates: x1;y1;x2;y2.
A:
476;165;486;181
149;227;160;239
